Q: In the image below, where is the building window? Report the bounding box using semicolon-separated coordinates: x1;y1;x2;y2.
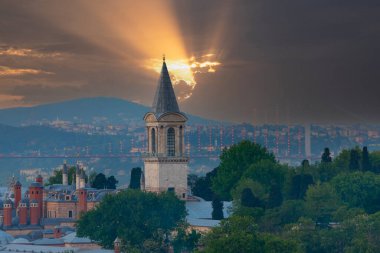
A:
151;128;156;153
168;187;175;193
182;193;186;199
167;127;175;156
68;210;73;218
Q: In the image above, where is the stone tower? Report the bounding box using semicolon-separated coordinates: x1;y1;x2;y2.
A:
143;57;188;199
76;163;81;190
13;181;21;209
62;160;68;186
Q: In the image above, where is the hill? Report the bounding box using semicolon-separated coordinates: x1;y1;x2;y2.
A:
0;97;221;126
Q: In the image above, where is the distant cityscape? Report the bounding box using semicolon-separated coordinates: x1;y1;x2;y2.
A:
21;117;380;163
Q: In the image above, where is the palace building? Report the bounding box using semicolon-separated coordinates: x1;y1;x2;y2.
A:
142;57;189;199
0;162;114;234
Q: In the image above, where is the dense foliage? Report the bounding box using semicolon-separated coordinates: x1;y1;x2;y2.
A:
199;216;300;253
77;141;380;252
212;141;275;200
90;173;118;189
46;166;84;185
77;190;186;251
191;141;380;253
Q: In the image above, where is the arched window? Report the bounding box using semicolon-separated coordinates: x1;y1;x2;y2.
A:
167;127;175;156
151;128;156;153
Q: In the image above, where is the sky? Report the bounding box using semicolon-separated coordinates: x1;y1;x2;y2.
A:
0;0;379;124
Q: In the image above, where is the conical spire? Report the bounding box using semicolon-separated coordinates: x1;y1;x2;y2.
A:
152;57;180;114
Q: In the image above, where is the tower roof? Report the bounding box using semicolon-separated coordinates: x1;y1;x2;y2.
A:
152;58;180;114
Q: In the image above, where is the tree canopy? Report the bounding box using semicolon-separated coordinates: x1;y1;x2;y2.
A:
212;141;275;200
76;190;186;251
91;173;118;189
46;166;78;186
200;216;299;253
198;143;380;252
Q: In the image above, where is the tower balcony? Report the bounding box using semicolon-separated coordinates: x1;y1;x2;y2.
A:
142;152;189;163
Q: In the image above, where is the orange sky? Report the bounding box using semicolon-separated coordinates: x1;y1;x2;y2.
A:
0;1;379;123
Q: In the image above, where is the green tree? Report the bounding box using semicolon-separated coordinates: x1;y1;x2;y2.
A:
77;190;186;250
172;226;201;253
106;176;118;189
349;149;361;171
316;162;339;182
46;166;78;186
200;216;299;253
212;141;275;200
212;197;224;220
288;173;314;199
88;171;97;186
200;216;262;253
129;167;142;189
331;171;380;213
232;179;266;218
91;173;107;189
301;159;310;168
192;168;217;201
370;151;380;173
362;146;371;171
241;188;261;208
243;160;286;208
260;200;305;232
305;183;341;224
321;148;332;163
261;233;301;253
47;169;62;185
345;212;380;252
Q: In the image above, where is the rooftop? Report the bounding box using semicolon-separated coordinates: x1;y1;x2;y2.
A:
152;59;180;114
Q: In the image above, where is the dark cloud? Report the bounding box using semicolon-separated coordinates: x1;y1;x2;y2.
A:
0;0;379;123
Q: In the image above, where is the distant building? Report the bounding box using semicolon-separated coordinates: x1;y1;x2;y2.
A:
0;163;115;235
142;57;188;199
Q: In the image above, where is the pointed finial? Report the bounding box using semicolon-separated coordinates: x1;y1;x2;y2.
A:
163;54;165;62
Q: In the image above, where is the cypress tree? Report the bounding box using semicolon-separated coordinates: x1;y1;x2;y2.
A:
321;148;332;163
129;167;142;189
302;159;310;168
212;197;224;220
362;146;371;171
349;149;360;171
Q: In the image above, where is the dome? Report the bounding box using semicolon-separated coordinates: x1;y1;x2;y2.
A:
15;181;21;186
